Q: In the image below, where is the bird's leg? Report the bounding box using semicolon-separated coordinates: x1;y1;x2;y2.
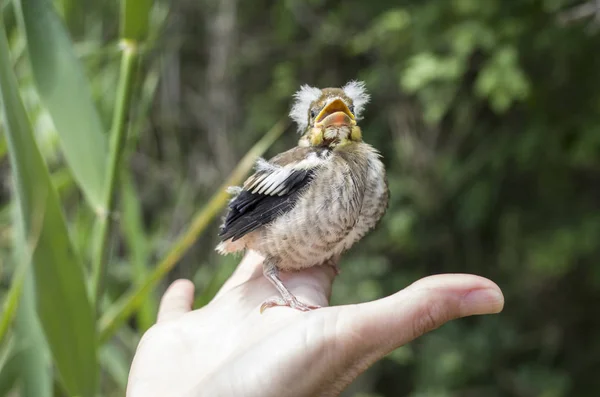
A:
260;259;321;313
324;255;341;275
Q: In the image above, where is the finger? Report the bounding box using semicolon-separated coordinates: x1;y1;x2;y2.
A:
334;274;504;361
213;250;264;299
156;279;195;323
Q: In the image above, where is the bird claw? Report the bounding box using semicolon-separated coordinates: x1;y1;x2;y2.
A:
327;261;341;276
260;296;321;313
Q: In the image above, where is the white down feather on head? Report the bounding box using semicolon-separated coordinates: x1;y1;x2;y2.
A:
342;80;370;119
289;85;322;132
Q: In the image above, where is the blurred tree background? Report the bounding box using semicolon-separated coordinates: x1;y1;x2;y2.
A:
0;0;599;396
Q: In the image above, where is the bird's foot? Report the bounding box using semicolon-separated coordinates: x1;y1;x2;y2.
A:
328;262;341;276
324;258;341;275
260;296;321;313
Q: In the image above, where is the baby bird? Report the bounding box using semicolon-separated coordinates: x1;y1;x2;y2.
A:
217;81;389;312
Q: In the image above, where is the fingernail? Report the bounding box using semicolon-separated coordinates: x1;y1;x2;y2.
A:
461;288;504;316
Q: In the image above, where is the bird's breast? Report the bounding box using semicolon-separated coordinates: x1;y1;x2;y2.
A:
259;144;387;270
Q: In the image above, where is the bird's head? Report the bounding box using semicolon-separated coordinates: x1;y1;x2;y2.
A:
289;81;370;148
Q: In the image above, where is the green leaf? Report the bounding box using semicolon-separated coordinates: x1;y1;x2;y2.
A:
0;21;97;397
121;0;152;41
0;336;21;396
13;208;51;397
0;255;26;346
15;0;107;209
13;273;52;397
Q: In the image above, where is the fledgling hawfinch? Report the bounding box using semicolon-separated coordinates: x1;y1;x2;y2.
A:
217;81;389;312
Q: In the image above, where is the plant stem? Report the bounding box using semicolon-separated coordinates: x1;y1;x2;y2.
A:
91;40;139;309
98;119;288;342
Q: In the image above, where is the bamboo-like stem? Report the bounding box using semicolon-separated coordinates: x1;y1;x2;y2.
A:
99;119;288;342
91;40;139;308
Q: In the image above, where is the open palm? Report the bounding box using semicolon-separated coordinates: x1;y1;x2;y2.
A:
127;251;504;397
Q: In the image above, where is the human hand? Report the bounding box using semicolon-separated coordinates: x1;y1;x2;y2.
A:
127;251;504;397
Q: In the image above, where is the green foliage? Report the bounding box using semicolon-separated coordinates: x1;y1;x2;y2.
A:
474;46;530;112
0;18;97;395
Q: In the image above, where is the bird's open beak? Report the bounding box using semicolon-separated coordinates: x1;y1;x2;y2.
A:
314;98;356;128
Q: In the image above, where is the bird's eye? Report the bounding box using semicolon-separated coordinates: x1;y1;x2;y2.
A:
348;105;355;114
310;109;318;119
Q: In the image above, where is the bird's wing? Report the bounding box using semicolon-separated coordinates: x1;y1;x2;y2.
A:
219;147;329;242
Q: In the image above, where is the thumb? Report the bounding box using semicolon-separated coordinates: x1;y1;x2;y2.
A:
156;279;195;323
335;274;504;365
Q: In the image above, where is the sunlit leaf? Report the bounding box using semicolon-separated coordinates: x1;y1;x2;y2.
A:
15;0;107;209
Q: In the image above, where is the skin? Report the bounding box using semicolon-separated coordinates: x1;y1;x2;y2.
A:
127;251;504;397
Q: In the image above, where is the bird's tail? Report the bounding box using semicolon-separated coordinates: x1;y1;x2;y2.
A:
215;238;245;255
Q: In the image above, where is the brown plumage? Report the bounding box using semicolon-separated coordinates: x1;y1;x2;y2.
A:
217;82;389;312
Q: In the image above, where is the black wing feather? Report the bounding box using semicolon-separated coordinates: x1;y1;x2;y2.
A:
219;169;313;241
